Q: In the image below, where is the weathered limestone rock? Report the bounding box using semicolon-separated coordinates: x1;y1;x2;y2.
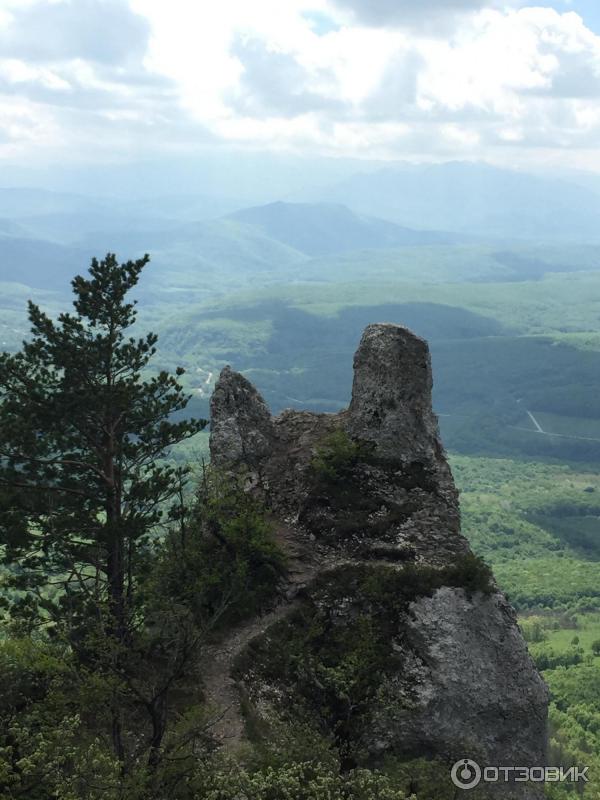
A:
348;323;442;463
206;323;549;799
209;365;275;469
394;588;548;770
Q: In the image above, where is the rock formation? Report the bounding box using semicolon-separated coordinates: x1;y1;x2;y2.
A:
207;323;548;799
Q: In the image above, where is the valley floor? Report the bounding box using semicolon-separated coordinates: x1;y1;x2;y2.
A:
454;454;600;797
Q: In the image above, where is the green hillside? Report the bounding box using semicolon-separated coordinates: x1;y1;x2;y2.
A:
146;266;600;463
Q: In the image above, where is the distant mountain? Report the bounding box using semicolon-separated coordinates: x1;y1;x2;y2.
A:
134;193;244;222
77;218;307;275
0;187;106;219
0;217;308;294
0;237;86;289
18;210;180;245
5;181;600;297
304;162;600;241
228;201;463;257
0;188;246;244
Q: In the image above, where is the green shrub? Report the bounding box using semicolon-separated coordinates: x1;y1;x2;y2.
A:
186;754;417;800
149;471;286;629
520;619;548;643
383;757;487;800
310;429;373;484
0;638;120;800
530;643;584;671
443;552;495;597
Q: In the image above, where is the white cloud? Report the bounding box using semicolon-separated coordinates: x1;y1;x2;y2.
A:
2;0;600;169
0;0;187;160
0;0;151;64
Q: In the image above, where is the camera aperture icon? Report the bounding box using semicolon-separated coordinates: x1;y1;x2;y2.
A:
451;759;482;790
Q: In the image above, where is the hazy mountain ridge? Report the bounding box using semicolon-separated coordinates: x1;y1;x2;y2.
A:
0;237;90;290
5;159;600;250
228;200;464;256
3;176;600;301
303;161;600;240
0;218;29;237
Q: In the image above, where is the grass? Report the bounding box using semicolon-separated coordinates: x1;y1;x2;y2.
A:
542;613;600;652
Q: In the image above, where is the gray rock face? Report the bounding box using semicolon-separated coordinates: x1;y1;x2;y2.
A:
209;365;275;469
207;323;548;798
372;588;549;787
348;323;442;463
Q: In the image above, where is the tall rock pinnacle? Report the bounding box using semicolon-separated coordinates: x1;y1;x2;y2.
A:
348;323;442;462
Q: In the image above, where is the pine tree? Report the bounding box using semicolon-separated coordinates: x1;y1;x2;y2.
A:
0;253;206;759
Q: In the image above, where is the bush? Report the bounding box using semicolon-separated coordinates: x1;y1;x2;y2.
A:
0;638;120;800
149;470;286;630
520;620;548;643
188;758;416;800
530;643;584;671
310;429;373;484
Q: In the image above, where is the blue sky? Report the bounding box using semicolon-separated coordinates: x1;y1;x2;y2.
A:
547;1;600;33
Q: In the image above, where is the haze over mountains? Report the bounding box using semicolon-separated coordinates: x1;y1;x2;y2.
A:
300;161;600;240
2;159;600;299
2;158;600;461
229;202;463;256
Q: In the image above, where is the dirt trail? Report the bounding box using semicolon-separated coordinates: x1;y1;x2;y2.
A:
199;522;323;746
526;409;544;433
200;598;302;745
199;520;410;745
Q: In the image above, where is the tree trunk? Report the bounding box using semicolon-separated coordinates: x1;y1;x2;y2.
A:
147;694;168;770
105;438;128;763
106;519;126;641
112;707;125;764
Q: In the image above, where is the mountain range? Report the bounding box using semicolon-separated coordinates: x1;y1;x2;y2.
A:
1;160;600;299
300;161;600;241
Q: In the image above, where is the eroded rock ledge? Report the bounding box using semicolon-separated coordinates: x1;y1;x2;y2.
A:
207;323;548;799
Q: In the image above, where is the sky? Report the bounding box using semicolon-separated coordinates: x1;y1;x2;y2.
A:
2;0;600;174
